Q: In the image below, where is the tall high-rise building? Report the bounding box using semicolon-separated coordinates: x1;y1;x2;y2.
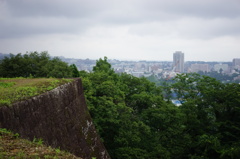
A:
173;51;184;73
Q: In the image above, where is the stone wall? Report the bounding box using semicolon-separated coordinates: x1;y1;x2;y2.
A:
0;78;110;159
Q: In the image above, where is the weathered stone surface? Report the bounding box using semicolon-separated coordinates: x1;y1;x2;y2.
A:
0;78;110;159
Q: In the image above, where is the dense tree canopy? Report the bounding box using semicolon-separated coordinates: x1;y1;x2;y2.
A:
0;52;78;78
170;73;240;158
82;58;240;159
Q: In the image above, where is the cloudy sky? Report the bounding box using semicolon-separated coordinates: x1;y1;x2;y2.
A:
0;0;240;61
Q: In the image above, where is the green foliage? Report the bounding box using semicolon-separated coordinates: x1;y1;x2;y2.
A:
44;57;72;78
70;64;80;77
33;137;44;145
55;147;61;154
79;70;88;78
0;82;15;88
0;51;74;78
0;128;12;134
170;73;240;158
92;56;114;74
0;128;81;158
84;59;240;159
16;150;27;158
13;133;20;139
83;57;189;159
0;99;11;105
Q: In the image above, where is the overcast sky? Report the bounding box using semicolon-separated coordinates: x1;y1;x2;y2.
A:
0;0;240;61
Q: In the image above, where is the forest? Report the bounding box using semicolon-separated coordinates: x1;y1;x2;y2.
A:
0;52;240;158
0;52;79;78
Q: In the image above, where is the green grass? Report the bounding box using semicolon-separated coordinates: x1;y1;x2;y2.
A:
0;78;73;107
0;128;82;159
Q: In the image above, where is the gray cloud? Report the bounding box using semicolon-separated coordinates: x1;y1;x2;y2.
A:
142;0;240;19
1;0;240;38
0;0;240;61
4;0;103;18
0;0;103;38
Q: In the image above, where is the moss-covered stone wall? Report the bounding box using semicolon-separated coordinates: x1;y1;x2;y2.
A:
0;78;110;159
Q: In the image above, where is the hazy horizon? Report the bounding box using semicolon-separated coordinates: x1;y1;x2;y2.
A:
1;52;237;63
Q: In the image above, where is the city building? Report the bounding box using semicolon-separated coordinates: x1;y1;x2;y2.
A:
190;64;209;73
173;51;184;73
233;58;240;69
214;63;229;73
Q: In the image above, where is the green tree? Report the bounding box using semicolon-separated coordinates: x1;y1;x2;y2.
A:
44;57;72;78
171;73;240;158
92;56;114;74
70;64;80;77
141;104;190;159
84;59;240;159
83;57;183;159
0;52;73;78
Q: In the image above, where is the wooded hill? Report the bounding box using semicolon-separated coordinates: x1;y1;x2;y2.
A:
81;57;240;159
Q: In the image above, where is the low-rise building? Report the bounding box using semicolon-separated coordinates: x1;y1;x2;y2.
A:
190;64;209;73
214;64;229;73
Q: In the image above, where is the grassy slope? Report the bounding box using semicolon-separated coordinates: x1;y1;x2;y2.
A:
0;128;81;159
0;78;73;106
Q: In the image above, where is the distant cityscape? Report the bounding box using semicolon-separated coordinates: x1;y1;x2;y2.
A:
56;51;240;81
1;52;240;81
